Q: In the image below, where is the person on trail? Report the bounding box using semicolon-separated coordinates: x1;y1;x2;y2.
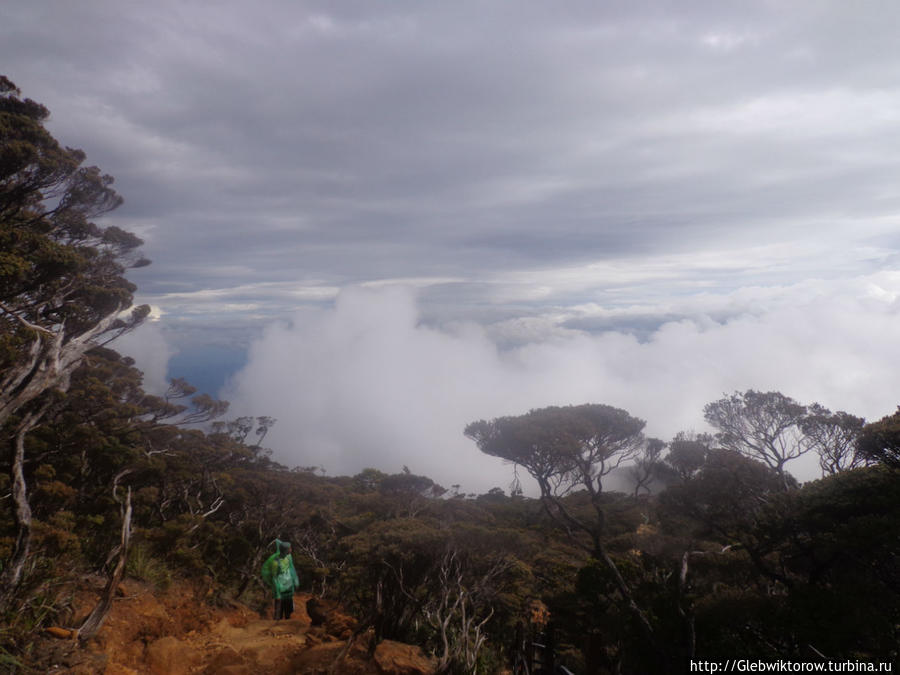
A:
261;539;299;620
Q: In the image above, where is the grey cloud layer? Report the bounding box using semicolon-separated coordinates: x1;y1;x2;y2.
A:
4;1;899;324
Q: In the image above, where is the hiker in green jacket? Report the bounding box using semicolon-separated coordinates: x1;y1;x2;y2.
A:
261;539;300;620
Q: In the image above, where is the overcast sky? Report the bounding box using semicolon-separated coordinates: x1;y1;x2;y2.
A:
3;2;900;491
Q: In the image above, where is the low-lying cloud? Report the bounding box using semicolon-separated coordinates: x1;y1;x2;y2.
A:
113;319;177;395
223;277;900;494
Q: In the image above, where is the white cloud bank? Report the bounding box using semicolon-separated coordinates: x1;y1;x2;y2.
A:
112;320;177;395
223;276;900;494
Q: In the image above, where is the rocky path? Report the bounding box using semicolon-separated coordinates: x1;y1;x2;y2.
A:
35;579;436;675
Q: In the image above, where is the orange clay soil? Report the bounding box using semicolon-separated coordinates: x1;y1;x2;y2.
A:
32;578;436;675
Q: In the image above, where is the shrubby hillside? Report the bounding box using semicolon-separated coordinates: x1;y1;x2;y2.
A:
2;77;898;673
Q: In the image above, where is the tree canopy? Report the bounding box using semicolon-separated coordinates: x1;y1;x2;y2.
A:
703;390;808;489
801;404;868;475
856;406;900;468
465;404;645;501
0;75;148;430
466;404;670;667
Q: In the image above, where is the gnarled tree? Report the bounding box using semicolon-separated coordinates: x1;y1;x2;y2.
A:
703;390;808;490
664;431;713;482
0;75;148;429
0;76;147;599
628;437;666;499
801;404;868;475
465;404;662;658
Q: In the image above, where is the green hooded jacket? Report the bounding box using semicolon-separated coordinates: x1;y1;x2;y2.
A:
260;539;299;599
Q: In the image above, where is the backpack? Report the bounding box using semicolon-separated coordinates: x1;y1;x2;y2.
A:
273;556;294;595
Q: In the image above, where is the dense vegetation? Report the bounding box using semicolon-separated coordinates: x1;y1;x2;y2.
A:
2;78;898;673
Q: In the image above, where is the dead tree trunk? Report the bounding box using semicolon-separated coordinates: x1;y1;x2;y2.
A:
0;310;124;432
78;487;132;640
0;408;47;608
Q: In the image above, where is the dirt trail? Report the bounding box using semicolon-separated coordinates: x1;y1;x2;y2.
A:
35;579;435;675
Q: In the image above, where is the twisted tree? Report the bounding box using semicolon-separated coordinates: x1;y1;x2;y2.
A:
465;404;663;660
703;390;808;490
0;76;148;599
801;404;868;475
